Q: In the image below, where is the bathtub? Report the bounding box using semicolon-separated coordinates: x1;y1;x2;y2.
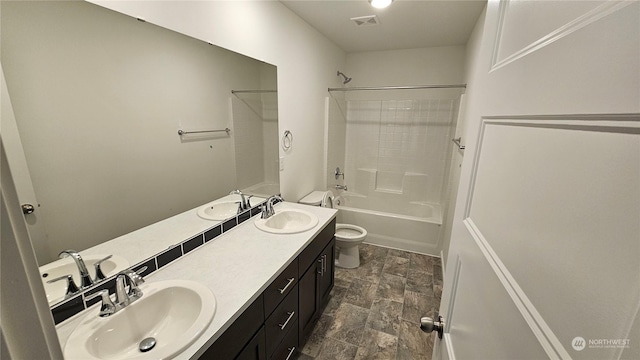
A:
335;192;442;256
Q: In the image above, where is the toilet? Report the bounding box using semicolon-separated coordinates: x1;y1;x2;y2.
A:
299;191;367;268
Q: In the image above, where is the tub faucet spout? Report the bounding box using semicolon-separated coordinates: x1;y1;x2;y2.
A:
335;184;348;191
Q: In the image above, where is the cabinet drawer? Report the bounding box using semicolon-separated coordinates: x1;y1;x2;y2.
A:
265;284;299;356
299;218;336;274
264;259;298;317
270;324;298;360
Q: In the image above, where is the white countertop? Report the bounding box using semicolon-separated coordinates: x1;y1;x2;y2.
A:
55;201;337;359
77;194;267;267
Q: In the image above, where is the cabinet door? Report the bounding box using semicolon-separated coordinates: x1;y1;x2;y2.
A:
236;326;266;360
200;295;264;360
298;257;321;340
318;238;335;306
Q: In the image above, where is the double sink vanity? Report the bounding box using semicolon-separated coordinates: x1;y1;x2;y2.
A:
51;195;337;359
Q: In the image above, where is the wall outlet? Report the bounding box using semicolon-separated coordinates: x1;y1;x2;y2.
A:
279;156;285;171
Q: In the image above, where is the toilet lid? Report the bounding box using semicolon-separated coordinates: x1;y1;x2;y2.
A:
321;191;334;208
299;190;333;207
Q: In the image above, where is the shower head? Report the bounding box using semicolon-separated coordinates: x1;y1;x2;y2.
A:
337;71;352;84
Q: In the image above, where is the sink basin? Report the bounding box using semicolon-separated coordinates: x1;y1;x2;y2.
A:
197;201;240;221
197;195;266;221
40;254;129;305
64;280;216;360
254;208;319;234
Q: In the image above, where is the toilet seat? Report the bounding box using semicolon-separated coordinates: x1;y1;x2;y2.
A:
335;223;367;242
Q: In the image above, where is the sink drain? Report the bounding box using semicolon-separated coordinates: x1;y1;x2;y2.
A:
139;337;157;352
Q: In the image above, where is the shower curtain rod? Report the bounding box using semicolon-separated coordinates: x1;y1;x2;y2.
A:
327;84;466;92
231;89;277;94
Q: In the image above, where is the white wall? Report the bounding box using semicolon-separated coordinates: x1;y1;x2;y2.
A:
441;8;488;266
90;0;348;202
345;46;465;88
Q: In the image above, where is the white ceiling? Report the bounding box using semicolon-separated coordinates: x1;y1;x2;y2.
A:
280;0;487;53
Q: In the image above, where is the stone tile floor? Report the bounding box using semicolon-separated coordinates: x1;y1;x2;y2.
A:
299;243;443;360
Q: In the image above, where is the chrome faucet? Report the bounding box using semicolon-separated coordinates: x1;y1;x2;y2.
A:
230;190;252;212
58;250;93;288
335;184;348;191
261;195;284;219
46;274;80;298
86;267;146;317
115;268;145;307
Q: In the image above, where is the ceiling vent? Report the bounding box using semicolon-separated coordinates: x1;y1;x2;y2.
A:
350;15;380;27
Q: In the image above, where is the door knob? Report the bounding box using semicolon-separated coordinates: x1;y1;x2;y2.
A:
21;204;35;215
420;315;444;339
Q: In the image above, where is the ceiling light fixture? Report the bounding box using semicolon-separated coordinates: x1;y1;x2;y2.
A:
369;0;393;9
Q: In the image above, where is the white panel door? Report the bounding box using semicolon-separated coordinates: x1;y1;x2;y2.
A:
1;65;52;264
432;1;640;359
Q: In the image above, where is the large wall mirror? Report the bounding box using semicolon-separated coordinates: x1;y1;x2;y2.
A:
1;1;279;306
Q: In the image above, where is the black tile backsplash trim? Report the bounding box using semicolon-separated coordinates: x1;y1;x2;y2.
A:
183;234;204;254
134;258;157;277
52;295;84;324
205;225;222;242
157;246;182;268
222;218;237;232
251;206;262;217
51;201;265;324
238;209;251;224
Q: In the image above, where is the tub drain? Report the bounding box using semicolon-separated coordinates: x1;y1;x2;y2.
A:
139;337;157;352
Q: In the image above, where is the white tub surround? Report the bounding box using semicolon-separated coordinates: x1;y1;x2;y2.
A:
336;191;441;223
335;191;441;256
326;94;459;256
55;202;337;359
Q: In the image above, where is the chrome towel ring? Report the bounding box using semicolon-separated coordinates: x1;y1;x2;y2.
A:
282;130;293;151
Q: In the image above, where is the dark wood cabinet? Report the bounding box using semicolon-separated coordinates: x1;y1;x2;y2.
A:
298;218;336;343
236;326;267;360
318;239;335;308
298;262;318;342
199;295;265;360
270;323;298;360
200;218;335;360
265;284;298;357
